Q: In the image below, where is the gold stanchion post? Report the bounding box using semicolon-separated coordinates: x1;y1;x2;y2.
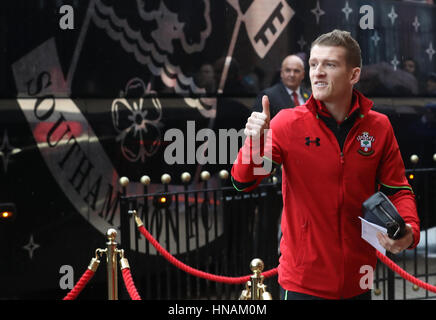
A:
250;258;264;300
106;228;119;300
239;258;273;300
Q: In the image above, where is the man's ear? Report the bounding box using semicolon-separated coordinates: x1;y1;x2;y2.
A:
350;67;361;85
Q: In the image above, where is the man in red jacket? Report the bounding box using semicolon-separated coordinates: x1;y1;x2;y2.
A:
231;30;420;300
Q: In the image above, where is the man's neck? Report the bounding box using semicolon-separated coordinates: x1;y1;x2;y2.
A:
323;93;353;123
283;82;300;93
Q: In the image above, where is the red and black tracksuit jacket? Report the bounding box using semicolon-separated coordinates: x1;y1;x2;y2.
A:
231;89;420;299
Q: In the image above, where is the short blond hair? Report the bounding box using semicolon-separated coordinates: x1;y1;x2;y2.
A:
311;29;362;68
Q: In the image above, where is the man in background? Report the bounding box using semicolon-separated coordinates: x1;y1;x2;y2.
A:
253;54;311;118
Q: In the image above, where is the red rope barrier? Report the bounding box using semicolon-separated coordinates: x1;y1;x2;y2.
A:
121;268;142;300
376;251;436;294
138;225;278;284
63;269;95;300
137;216;435;295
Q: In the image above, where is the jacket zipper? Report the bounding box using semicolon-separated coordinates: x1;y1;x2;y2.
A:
324;118;362;298
338;118;363;298
317;120;347;297
338;150;345;298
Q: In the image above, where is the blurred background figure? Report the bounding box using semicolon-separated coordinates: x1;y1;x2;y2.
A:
213;57;251;96
402;57;425;94
426;72;436;96
194;63;216;94
241;66;265;95
357;62;419;96
402;57;417;75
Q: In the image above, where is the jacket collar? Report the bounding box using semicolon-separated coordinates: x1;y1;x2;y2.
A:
305;89;374;120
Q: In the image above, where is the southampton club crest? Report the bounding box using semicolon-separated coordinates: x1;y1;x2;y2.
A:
357;132;375;156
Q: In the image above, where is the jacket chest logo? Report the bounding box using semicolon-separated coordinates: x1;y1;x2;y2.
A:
305;137;320;146
357;131;375;156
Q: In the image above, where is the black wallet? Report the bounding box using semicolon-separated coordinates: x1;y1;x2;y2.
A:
362;192;406;240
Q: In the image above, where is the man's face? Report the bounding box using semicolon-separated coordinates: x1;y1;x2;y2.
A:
280;56;305;91
404;60;416;74
427;79;436;94
309;45;360;103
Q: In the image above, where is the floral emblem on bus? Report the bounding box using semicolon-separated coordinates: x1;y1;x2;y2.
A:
111;78;162;162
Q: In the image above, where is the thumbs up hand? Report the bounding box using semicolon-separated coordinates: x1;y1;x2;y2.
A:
244;95;271;138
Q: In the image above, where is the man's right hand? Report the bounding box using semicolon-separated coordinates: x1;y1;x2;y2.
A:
244;95;270;138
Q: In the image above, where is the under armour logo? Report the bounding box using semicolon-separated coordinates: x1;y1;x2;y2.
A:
305;137;320;146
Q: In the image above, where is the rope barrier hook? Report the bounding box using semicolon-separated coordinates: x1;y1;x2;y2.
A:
118;249;130;270
88;256;101;273
129;209;143;228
